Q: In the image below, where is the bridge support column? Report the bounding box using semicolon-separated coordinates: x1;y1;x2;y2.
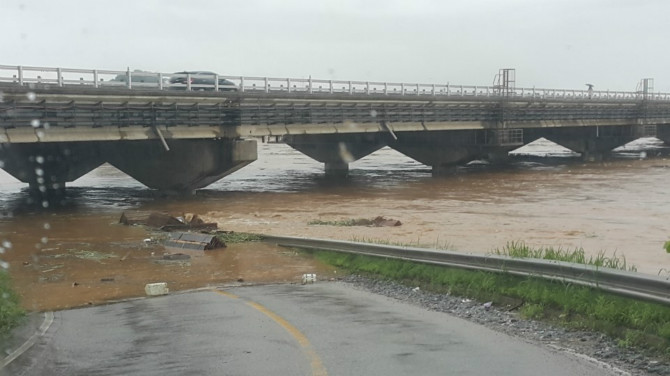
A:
0;142;104;195
525;126;639;162
389;130;516;175
657;124;670;145
103;138;257;194
284;134;386;177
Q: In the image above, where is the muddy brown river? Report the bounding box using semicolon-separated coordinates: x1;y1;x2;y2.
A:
1;138;669;311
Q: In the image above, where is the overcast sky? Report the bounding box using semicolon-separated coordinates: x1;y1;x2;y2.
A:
2;0;669;91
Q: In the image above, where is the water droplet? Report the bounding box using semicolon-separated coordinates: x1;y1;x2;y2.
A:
370;110;378;118
26;92;36;101
38;185;47;193
34;167;44;176
36;130;45;139
43;223;51;230
36;155;44;164
1;293;8;299
639;151;647;160
43;122;51;129
51;183;60;190
0;160;4;168
36;177;45;184
41;237;48;244
30;119;40;128
42;200;49;208
0;261;8;269
2;241;12;249
0;247;4;254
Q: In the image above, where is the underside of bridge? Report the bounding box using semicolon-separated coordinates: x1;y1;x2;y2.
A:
284;133;388;176
523;125;641;161
0;139;257;195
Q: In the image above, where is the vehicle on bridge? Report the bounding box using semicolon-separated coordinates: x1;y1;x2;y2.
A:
169;71;237;92
110;70;167;88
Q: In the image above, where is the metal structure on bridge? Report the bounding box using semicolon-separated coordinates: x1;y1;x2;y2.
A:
1;64;670;194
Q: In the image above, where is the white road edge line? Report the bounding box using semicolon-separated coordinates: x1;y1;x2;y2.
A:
0;311;55;368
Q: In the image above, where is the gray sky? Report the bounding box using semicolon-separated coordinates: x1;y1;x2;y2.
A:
2;0;669;91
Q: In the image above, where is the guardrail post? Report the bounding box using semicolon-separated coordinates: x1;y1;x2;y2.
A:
401;83;405;96
18;66;23;85
214;74;219;91
240;77;245;92
366;81;370;94
348;81;352;95
384;82;388;95
287;78;291;93
416;83;420;96
127;69;132;89
308;76;313;94
57;68;63;87
158;73;163;90
186;73;191;91
93;70;99;88
432;84;436;96
264;77;269;93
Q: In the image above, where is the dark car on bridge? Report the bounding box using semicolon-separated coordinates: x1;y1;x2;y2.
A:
169;71;238;91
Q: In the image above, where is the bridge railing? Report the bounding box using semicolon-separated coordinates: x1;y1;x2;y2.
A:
1;64;669;101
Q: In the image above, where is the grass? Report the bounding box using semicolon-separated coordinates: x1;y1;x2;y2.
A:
0;270;24;335
664;240;670;254
493;241;637;272
308;249;670;358
214;231;263;243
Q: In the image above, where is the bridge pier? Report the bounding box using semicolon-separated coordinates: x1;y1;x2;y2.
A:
657;124;670;145
284;134;386;177
389;130;515;175
0;142;104;195
103;139;257;194
525;126;639;162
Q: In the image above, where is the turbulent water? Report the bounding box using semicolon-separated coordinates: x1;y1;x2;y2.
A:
1;137;670;310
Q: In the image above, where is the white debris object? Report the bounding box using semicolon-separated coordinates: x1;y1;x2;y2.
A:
145;282;169;296
302;274;317;284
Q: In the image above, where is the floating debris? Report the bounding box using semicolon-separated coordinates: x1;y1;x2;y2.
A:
164;232;226;251
120;211;217;231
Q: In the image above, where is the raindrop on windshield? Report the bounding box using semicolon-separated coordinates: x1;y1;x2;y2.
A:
30;119;41;128
26;92;36;101
36;155;45;164
43;222;51;230
1;241;12;249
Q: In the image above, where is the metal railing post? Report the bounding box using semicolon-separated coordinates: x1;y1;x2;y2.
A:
384;82;388;95
308;76;313;94
240;77;245;92
127;69;132;89
264;77;269;93
416;83;420;96
158;73;163;90
18;66;23;85
329;80;333;94
401;83;405;96
287;78;291;93
214;74;219;91
93;70;99;88
348;81;352;95
57;68;63;87
366;81;369;94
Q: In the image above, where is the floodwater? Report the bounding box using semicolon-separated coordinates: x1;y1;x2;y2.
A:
1;138;670;311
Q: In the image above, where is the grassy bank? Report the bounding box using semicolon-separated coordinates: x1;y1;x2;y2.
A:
310;249;670;357
0;270;24;335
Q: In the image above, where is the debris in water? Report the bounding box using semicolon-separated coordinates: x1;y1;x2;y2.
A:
164;232;225;251
100;278;115;282
162;253;191;260
120;211;217;231
145;282;169;296
302;273;316;284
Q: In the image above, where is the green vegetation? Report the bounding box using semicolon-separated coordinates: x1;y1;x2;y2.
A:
493;241;637;272
664;240;670;254
0;270;24;335
309;249;670;357
308;218;374;227
214;231;263;243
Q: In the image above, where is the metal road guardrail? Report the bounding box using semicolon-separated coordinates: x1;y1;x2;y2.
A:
262;235;670;306
2;64;670;101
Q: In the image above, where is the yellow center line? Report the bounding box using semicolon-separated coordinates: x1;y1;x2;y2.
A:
213;290;328;376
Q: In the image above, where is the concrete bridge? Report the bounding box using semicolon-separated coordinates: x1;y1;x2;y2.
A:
1;65;670;194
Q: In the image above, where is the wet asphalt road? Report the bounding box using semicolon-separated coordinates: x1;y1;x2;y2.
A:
5;283;614;376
